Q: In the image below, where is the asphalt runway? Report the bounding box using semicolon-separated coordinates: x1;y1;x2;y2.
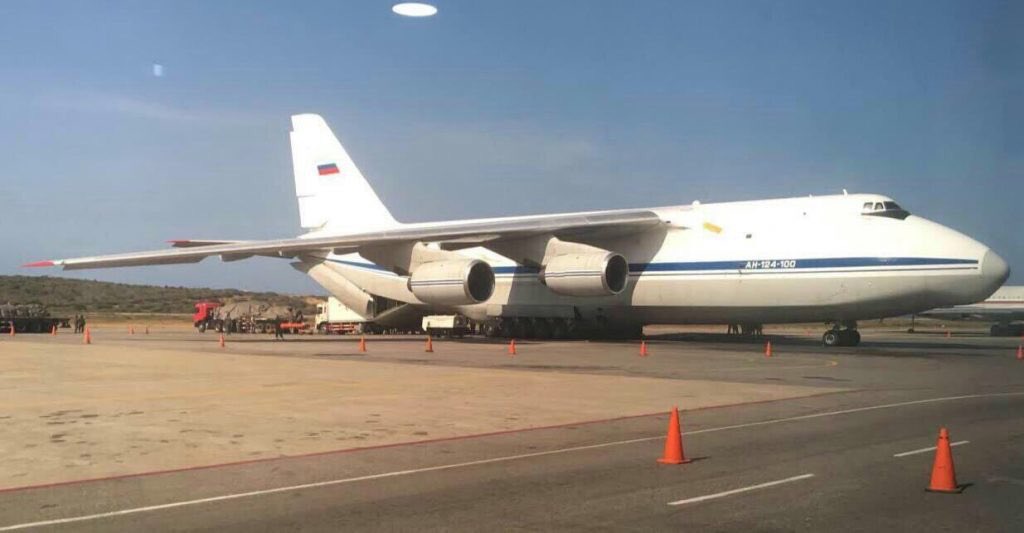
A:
1;329;1022;531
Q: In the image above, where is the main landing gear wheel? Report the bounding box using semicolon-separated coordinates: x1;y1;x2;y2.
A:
845;330;861;346
822;329;860;347
990;323;1024;337
532;319;552;340
482;322;500;338
549;319;567;340
823;330;840;347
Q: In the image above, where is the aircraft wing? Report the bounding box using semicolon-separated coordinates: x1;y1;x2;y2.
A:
167;239;249;248
24;209;665;271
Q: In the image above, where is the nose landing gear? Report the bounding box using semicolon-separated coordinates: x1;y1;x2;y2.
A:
822;322;860;347
990;323;1024;337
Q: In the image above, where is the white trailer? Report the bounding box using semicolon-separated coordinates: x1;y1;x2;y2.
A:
316;296;373;334
421;315;472;338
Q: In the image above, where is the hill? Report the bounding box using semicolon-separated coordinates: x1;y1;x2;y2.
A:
0;276;319;315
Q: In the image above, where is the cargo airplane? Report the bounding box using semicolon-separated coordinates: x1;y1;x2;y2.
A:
26;114;1010;346
918;285;1024;336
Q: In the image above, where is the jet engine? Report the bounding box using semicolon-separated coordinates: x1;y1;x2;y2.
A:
408;259;495;305
539;252;629;297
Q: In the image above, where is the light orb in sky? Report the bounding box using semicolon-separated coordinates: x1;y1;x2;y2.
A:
392;3;437;17
152;63;164;77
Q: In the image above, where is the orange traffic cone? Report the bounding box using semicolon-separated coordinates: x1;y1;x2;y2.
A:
640;341;649;357
764;340;773;357
1017;345;1023;361
51;324;57;336
425;336;434;353
219;333;225;348
926;427;963;493
9;322;14;337
657;407;692;465
83;327;91;345
508;339;517;356
359;336;367;353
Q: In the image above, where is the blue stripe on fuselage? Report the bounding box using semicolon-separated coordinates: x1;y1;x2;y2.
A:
324;257;978;276
630;257;977;273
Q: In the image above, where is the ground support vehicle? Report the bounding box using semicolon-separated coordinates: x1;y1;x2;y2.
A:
0;304;70;333
421;315;473;338
315;297;379;334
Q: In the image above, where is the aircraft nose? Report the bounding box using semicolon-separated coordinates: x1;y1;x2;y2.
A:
980;249;1010;290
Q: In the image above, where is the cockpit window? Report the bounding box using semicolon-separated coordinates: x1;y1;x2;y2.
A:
862;200;910;220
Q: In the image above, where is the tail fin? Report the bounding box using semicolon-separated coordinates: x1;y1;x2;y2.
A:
290;114;398;233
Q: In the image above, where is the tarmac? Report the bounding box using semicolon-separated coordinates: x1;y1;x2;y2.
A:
0;325;1022;531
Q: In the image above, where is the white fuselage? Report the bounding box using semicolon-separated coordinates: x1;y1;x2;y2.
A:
303;193;1009;326
920;286;1024;323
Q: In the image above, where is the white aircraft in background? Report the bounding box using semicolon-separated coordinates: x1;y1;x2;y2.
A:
26;114;1010;346
918;285;1024;336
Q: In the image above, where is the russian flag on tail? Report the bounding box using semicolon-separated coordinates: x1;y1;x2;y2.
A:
317;163;339;176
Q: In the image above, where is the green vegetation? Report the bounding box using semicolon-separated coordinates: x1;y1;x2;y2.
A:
0;276;318;315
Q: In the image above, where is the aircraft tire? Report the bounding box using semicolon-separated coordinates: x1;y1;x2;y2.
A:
498;320;512;338
839;330;861;346
822;331;840;347
521;319;536;339
549;319;567;339
533;319;552;339
509;319;528;339
989;324;1021;337
481;322;498;338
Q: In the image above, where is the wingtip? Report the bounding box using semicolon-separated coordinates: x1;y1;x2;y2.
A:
22;260;55;268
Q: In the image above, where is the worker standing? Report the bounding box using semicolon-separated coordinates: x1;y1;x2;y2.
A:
274;320;285;340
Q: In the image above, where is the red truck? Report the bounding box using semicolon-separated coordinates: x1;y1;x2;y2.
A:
193;301;223;332
193;300;309;334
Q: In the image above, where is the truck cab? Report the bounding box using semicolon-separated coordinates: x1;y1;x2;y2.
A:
193;301;222;331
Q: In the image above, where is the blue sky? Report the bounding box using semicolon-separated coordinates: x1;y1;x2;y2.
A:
2;0;1020;293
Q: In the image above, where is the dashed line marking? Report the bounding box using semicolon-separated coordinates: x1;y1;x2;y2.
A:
893;440;969;457
667;473;815;506
1;391;1021;531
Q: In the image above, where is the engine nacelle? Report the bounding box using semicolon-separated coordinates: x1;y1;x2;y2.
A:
409;259;495;305
539;252;629;297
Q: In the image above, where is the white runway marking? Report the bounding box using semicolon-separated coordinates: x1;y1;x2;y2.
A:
667;473;815;506
893;440;969;457
987;476;1024;487
0;437;659;532
1;391;1021;531
686;392;1022;436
